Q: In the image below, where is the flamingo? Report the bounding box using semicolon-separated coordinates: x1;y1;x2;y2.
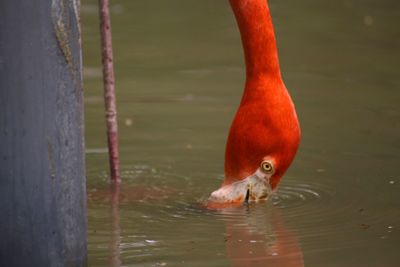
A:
208;0;301;206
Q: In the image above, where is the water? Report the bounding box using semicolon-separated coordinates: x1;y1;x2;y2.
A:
82;0;400;266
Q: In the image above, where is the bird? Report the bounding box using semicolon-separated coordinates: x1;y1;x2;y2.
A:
207;0;300;207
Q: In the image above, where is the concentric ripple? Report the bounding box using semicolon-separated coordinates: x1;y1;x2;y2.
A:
87;165;400;266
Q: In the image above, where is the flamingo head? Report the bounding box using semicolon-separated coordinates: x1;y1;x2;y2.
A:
208;83;301;207
208;158;277;206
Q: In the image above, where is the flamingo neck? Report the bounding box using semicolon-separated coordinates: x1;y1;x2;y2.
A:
222;0;299;186
230;0;281;80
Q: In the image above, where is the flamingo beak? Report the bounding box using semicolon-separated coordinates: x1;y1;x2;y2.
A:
208;169;273;207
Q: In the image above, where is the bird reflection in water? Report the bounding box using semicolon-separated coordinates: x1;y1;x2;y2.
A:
220;204;304;267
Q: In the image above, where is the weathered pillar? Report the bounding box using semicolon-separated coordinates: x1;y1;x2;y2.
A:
0;0;87;266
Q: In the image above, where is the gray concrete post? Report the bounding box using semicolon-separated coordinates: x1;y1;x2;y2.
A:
0;0;87;266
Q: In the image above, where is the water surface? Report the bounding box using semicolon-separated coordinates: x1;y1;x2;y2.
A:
82;0;400;266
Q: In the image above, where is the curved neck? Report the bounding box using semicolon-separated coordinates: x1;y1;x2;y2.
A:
230;0;281;79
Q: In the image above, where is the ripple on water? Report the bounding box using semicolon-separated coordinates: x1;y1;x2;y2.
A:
269;178;400;253
88;165;219;266
88;168;400;266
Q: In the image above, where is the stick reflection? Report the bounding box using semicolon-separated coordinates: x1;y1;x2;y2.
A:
109;182;121;267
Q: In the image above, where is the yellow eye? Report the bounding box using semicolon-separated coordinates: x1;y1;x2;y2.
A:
261;161;274;174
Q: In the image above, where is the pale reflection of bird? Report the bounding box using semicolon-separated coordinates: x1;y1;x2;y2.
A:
224;206;304;267
208;0;301;207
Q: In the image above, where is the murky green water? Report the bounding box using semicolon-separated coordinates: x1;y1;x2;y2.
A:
82;0;400;266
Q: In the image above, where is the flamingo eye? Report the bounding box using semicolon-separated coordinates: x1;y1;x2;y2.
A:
261;161;274;174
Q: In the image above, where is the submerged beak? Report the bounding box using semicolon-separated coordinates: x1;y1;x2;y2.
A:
207;170;273;207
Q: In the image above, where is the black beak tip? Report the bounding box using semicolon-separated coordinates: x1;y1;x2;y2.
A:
244;188;250;203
